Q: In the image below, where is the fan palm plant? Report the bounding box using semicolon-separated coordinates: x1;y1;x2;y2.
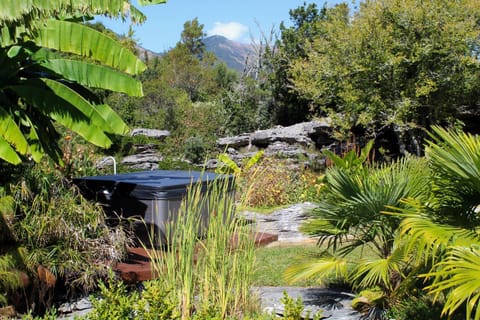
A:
286;153;431;319
0;0;165;165
393;126;480;319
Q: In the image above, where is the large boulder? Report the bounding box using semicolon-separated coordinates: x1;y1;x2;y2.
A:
130;128;170;141
120;144;162;170
215;119;334;171
217;119;333;149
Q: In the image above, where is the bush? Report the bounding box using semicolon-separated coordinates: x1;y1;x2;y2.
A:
240;158;325;208
0;160;130;314
184;136;206;164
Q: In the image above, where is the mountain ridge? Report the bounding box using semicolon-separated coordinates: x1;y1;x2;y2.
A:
136;35;254;72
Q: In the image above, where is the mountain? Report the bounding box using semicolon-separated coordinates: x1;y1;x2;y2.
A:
135;35;255;72
203;35;255;72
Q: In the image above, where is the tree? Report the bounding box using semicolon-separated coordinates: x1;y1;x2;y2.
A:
180;17;206;56
0;0;166;165
289;0;480;143
266;2;327;125
160;18;224;102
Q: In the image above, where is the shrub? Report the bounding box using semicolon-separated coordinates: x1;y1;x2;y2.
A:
240;157;324;208
0;160;130;314
184;136;206;164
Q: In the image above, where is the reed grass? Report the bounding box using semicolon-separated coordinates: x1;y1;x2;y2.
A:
144;174;257;319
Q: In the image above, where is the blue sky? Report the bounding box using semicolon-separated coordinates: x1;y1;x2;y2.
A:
96;0;346;53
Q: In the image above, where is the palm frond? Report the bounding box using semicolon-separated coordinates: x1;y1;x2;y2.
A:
284;255;349;285
395;199;480;265
427;126;480;193
353;243;408;290
424;244;480;320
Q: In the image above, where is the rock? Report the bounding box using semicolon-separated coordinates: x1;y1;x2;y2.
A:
73;298;92;311
204;158;219;169
58;297;93;319
134;143;160;153
240;203;318;244
252;287;361;320
218;119;332;149
121;153;161;170
217;133;251;149
264;141;309;158
216;120;334;170
130;128;170;141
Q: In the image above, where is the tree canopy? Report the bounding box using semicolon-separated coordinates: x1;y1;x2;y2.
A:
288;0;480;140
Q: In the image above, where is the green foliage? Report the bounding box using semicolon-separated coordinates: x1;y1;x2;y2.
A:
216;150;264;175
88;273;140;320
286;152;431;317
184;136;206;164
0;251;21;306
392;127;480;319
323;140;374;172
87;271;178;320
289;0;480;137
142;176;257;319
280;291;305;320
351;289;388;320
426;126;480;226
280;291;322;320
265;2;326;125
0;160;129;313
21;307;58;320
222;76;273;135
253;245;320;287
386;294;451;320
0;0;165;165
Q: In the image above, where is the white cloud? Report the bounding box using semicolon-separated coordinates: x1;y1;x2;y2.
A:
207;22;249;41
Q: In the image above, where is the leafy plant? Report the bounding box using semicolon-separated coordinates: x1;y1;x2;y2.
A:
216;150;265;175
280;291;305;320
0;0;166;165
87;271;140;320
323;140;374;172
280;291;322;320
286;153;431;318
0;161;130;314
184;136;205;164
391;127;480;319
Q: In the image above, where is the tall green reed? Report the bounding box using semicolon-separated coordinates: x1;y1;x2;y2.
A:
145;174;256;319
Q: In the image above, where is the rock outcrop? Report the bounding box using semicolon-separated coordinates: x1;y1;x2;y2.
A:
216;119;334;170
130;128;170;141
121;143;162;171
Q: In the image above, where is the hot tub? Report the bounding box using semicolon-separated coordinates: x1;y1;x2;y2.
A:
73;170;234;246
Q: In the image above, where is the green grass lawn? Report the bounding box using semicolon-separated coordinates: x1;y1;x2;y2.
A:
252;241;379;288
253;244;322;287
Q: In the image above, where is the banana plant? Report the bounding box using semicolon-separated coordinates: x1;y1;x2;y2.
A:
216;150;265;175
0;0;166;165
